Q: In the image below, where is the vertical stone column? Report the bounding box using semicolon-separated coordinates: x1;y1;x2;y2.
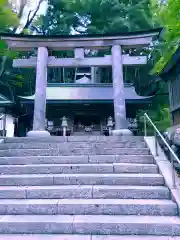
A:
91;67;96;83
2;113;6;137
74;48;84;58
111;45;132;136
27;47;50;137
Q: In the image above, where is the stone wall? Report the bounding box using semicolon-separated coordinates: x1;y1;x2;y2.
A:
173;109;180;125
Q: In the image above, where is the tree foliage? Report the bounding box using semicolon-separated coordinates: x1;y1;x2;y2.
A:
0;0;18;31
65;0;156;34
36;0;157;35
0;0;19;55
0;0;172;106
33;0;161;97
33;0;77;35
32;0;170;129
151;0;180;74
138;106;171;135
0;0;45;100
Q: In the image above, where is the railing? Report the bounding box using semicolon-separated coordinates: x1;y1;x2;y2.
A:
144;113;180;188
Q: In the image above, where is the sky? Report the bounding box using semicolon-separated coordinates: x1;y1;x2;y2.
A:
25;0;48;16
9;0;47;17
36;0;48;15
9;0;48;33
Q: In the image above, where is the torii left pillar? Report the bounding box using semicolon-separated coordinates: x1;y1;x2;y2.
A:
27;47;50;137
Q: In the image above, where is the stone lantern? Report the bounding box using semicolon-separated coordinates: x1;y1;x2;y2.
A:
107;116;114;136
61;116;68;137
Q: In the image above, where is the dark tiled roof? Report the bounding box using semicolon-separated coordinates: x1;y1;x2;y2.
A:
19;85;152;101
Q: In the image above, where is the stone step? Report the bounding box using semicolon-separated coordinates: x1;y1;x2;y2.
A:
113;163;158;173
0;215;179;235
89;155;154;164
0;199;176;216
0;163;158;175
0;141;147;150
92;185;170;200
0;235;91;240
92;237;179;240
4;136;145;143
0;185;170;199
0;173;164;186
0;148;150;157
0;235;175;240
0;155;154;165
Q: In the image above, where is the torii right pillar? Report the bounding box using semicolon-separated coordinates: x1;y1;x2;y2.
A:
111;44;132;136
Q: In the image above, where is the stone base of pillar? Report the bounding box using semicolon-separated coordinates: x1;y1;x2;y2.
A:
112;129;132;136
27;130;50;137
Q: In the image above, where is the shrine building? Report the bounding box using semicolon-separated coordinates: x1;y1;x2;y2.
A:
0;29;161;137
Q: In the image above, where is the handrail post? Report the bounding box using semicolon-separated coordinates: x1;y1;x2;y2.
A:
155;131;159;156
170;152;176;188
144;116;147;136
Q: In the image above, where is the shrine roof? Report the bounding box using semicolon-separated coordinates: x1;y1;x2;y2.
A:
19;84;152;103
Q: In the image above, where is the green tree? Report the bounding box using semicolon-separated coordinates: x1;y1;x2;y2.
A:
35;0;157;35
0;0;19;99
34;0;170;129
34;0;159;93
33;0;77;35
0;0;18;31
138;106;171;135
67;0;157;34
0;0;19;56
0;0;45;100
151;0;180;74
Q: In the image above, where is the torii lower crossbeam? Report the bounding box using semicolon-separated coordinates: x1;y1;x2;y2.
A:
13;55;147;68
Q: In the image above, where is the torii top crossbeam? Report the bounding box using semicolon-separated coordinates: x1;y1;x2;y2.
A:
0;28;161;51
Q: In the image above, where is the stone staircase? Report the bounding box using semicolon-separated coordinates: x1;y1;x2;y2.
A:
0;136;179;239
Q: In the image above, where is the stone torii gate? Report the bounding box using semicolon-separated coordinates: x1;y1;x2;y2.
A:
1;29;161;137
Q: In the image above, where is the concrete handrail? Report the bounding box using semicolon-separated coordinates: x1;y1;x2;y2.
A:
144;113;180;188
